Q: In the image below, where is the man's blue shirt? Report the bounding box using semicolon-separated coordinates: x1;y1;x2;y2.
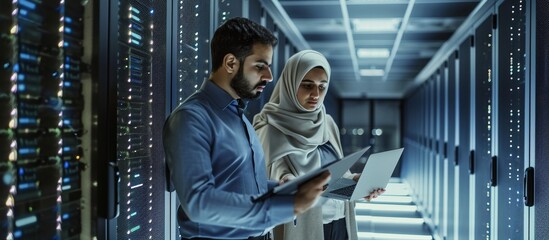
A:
163;80;294;239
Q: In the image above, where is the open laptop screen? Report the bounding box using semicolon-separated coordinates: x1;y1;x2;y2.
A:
252;146;371;202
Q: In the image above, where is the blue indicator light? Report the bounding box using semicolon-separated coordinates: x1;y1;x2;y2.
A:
20;0;36;10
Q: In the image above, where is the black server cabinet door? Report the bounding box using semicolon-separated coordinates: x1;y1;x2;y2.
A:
535;0;549;238
497;0;526;238
435;66;445;234
420;85;428;209
175;1;211;105
421;83;429;209
0;1;86;239
112;0;166;239
446;53;457;240
474;14;494;240
457;38;472;240
427;78;436;218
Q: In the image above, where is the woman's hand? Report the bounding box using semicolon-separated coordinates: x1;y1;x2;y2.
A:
353;174;386;201
364;188;385;201
352;173;361;182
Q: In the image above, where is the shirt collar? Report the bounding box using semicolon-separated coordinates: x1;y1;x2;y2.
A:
201;80;248;112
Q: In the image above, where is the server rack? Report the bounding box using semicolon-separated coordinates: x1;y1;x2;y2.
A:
419;82;427;212
402;0;535;239
456;36;472;240
116;0;167;239
446;51;457;240
0;0;87;239
0;2;13;234
422;81;429;215
427;77;435;222
473;12;494;240
534;1;549;239
95;0;167;239
496;0;527;238
434;65;445;236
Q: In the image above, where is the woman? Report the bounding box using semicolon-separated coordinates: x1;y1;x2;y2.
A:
253;50;382;240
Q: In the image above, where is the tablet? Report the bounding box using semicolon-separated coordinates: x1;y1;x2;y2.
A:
252;146;370;202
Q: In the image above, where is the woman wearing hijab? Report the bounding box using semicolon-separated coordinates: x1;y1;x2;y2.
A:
253;50;382;240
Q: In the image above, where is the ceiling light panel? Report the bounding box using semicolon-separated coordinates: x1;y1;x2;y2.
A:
357;48;390;58
352;18;401;32
360;68;385;76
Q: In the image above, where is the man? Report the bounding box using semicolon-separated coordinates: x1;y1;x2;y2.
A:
163;17;331;240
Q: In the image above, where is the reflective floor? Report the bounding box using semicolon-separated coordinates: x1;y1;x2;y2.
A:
356;179;433;240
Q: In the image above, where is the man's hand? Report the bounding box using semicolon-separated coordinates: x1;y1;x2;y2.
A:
279;174;296;185
293;171;331;215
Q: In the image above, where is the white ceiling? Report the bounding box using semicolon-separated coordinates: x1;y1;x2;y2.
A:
269;0;481;99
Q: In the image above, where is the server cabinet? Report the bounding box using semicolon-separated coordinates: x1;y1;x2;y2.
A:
402;83;421;208
473;13;495;240
0;1;86;239
95;0;167;239
419;83;428;210
402;1;537;239
0;2;14;236
425;78;434;220
535;1;549;239
115;0;167;239
457;37;472;240
446;53;457;240
420;85;428;210
496;0;527;238
436;65;446;238
174;1;211;107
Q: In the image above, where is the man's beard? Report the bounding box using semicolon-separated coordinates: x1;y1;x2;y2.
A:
230;67;266;100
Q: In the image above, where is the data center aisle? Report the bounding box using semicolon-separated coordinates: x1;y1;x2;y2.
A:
355;179;433;240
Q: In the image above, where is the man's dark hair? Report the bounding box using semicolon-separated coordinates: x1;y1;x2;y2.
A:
211;17;277;71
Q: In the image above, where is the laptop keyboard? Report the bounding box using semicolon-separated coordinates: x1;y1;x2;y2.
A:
330;184;357;196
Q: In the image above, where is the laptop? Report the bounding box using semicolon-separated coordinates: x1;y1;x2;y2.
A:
322;148;404;201
252;146;370;202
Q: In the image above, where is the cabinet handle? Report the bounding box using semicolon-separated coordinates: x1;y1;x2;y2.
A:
490;156;497;187
469;150;475;174
524;167;534;207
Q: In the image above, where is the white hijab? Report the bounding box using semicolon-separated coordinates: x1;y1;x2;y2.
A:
253;50;343;177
